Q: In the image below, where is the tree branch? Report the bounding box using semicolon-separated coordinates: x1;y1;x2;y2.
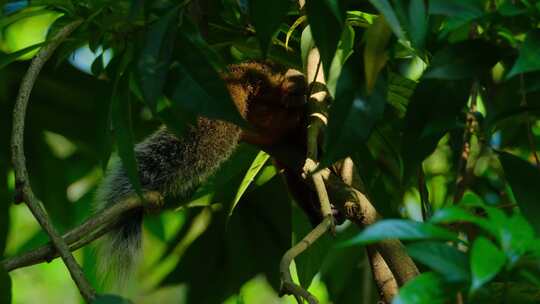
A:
340;158;398;303
454;81;479;204
9;19;95;302
519;74;540;167
279;216;333;304
1;192;159;272
322;170;420;286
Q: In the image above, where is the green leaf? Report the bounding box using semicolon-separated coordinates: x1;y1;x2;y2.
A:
507;30;540;79
393;272;457;304
326;24;355;97
162;175;292;303
137;6;180;112
470;237;506;292
0;267;11;304
171;30;246;127
0;42;46;69
229;150;270;216
408;0;428;50
423;41;501;80
498;151;540;234
305;0;345;77
364;16;392;94
319;227;368;304
401;79;470;181
430;206;492;232
91;294;133;304
341;220;459;246
368;0;406;41
249;0;291;55
111;78;143;197
322;53;386;166
429;0;485;31
407;242;469;282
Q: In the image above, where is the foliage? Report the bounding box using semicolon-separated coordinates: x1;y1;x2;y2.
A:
1;0;540;303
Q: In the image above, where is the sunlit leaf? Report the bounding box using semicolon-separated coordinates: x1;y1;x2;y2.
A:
0;42;46;69
364;16;392;93
470;237;506;292
393;272;458;304
229;150;270;216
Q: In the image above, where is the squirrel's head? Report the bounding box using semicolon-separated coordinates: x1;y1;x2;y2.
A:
224;61;307;147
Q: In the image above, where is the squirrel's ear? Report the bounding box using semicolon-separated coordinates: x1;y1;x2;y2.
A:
281;69;307;106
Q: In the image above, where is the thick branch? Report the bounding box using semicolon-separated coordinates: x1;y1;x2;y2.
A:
10;19;95;302
322;170;420;285
340;158;398;303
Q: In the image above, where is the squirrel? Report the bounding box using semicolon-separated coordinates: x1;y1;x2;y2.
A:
94;61;309;280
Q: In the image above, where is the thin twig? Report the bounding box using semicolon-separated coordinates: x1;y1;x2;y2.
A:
279;216;333;304
1;192;159;271
10;19;95;302
519;74;540;167
454;82;479;204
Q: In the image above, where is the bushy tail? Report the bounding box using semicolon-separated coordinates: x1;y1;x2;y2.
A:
94;160;145;284
97;208;144;284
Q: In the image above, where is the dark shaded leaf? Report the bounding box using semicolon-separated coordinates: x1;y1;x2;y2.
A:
320;227;372;304
498;151;540;234
249;0;291;55
407;242;469;282
0;267;11;304
326;24;355;97
161;174;292;303
91;294;133;304
171;30;246;127
305;0;345;77
507;30;540;79
408;0;428;50
341;220;459;246
423;41;500;80
137;6;180;112
401;79;470;181
323;54;386;166
111;78;143;196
